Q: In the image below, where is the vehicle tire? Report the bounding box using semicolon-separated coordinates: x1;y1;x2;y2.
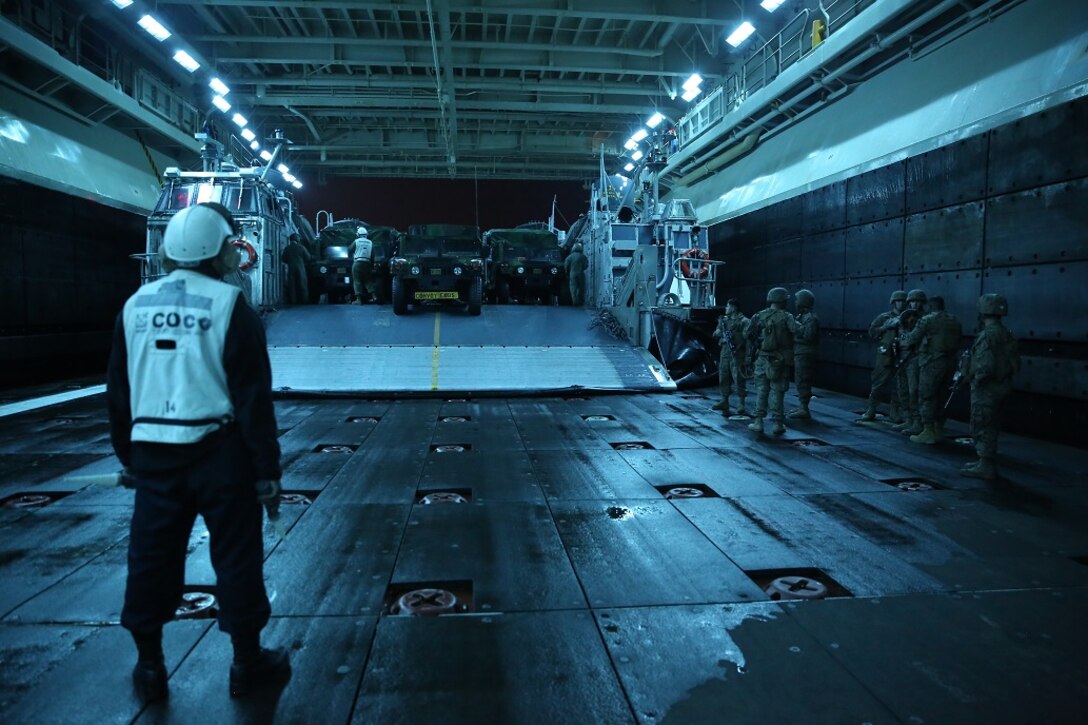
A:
392;276;408;315
497;280;511;305
468;276;483;316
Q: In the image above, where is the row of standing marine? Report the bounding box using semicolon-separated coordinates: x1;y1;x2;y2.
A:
712;287;1020;481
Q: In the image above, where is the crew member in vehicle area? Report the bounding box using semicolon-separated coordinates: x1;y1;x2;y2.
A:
349;226;373;304
564;242;588;305
281;233;311;305
107;202;290;703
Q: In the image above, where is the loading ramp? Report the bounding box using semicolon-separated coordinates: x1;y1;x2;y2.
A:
264;306;675;395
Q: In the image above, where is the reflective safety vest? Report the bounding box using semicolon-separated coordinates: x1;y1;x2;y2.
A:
122;270;241;444
353;237;373;261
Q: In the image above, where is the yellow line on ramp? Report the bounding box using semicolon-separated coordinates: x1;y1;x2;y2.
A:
431;312;441;390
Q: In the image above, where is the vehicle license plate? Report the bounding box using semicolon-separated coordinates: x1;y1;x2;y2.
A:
429;268;443;275
415;291;459;300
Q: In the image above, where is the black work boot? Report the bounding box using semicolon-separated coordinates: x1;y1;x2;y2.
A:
132;658;168;703
229;647;292;698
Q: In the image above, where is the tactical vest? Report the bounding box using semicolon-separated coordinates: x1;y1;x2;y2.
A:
122;270;240;444
972;324;1020;382
794;312;820;356
724;313;748;352
920;311;962;355
757;308;793;357
353;237;373;261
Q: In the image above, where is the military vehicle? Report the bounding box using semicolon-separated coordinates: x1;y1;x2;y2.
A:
142;129;301;308
391;224;485;315
483;227;563;304
308;218;358;303
564;146;722;386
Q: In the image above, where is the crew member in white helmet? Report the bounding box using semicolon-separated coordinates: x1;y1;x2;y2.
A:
106;202;290;702
349;225;373;304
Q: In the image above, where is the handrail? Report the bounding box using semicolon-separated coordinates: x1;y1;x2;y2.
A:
677;0;870;151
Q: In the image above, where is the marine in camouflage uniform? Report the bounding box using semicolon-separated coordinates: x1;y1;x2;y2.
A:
280;234;311;305
711;299;750;416
856;290;908;423
786;289;820;419
891;309;921;434
892;290;928;436
746;287;794;436
961;293;1020;480
904;295;963;444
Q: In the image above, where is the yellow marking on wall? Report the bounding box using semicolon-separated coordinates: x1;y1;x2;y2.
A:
431;313;441;390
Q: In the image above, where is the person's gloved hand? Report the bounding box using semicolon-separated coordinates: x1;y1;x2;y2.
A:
255;479;282;522
119;468;137;489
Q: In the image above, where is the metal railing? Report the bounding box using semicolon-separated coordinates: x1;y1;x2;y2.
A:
677;0;872;148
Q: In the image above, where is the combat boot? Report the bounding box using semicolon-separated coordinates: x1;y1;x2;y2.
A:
736;397;749;416
960;458;997;480
891;419;911;432
786;404;810;420
711;400;730;412
747;417;764;435
229;647;292;698
909;424;939;445
772;420;786;436
904;418;923;436
889;402;903;425
132;658;168;703
854;403;877;424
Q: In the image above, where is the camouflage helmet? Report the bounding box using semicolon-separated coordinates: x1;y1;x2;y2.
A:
795;289;815;308
978;293;1008;316
889;290;908;304
766;287;789;304
907;289;927;304
572;243;583;252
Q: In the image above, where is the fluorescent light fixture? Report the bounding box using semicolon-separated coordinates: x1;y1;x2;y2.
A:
209;78;230;96
172;50;200;73
292;180;303;189
682;87;702;102
277;163;289;174
624;138;638;151
726;21;756;47
623;162;635;172
241;128;256;142
682;73;703;91
231;113;247;128
211;95;231;113
259;150;273;161
646;112;666;128
761;0;786;11
111;0;134;8
632;150;644;161
137;15;171;42
283;173;296;183
631;128;649;143
249;140;260;150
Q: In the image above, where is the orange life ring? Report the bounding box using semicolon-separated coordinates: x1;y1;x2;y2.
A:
230;239;258;271
679;247;710;279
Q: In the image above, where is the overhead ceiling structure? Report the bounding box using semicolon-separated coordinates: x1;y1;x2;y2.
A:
0;0;805;182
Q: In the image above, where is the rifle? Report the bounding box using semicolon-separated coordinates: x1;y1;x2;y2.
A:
943;347;973;410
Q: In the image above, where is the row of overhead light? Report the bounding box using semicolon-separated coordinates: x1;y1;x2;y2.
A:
618;0;787;175
109;0;303;190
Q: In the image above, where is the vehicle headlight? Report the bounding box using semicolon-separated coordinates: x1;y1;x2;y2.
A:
550;267;559;275
410;265;420;276
453;266;462;276
319;265;328;274
517;266;525;274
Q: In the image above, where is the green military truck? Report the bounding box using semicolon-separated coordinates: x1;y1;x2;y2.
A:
391;224;486;316
309;219;399;303
483;227;563;304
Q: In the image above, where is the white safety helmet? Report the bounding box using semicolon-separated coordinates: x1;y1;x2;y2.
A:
163;203;235;267
357;226;368;237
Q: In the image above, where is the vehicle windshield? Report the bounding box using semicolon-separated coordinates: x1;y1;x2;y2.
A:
490;230;559;261
155;181;260;215
442;237;480;255
398;236;441;256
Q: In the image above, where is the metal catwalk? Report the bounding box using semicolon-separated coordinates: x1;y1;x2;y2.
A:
264;306;674;394
1;386;1087;722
